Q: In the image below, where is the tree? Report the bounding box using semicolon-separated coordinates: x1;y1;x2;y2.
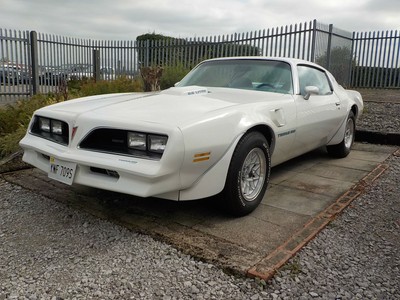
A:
316;46;354;87
136;33;260;69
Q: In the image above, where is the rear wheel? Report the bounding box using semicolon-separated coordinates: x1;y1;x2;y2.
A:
223;132;271;216
327;111;355;158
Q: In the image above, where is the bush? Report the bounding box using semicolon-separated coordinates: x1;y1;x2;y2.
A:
0;77;144;159
0;94;63;157
71;76;144;98
160;65;190;90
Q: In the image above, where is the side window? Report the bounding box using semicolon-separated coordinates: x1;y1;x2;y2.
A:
297;65;332;96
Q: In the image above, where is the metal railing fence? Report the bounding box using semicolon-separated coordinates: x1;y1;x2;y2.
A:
352;30;400;88
0;29;31;100
1;20;399;103
31;32;139;94
135;20;354;87
314;23;353;87
136;21;317;69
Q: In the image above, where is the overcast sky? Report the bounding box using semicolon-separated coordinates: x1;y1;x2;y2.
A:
0;0;399;41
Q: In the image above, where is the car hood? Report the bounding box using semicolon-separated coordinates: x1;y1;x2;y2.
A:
42;86;289;128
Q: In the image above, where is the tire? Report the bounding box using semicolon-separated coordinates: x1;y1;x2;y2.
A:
327;111;355;158
223;132;271;216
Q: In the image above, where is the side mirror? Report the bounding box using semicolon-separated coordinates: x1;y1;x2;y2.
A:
174;82;180;87
304;86;319;100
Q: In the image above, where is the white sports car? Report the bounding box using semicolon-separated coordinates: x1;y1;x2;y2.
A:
20;57;363;216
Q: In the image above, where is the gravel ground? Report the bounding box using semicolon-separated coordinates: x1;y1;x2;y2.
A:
1;99;399;299
265;154;400;299
1;153;399;299
0;180;265;300
357;101;400;134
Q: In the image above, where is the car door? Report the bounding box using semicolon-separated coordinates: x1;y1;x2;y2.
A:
292;65;343;156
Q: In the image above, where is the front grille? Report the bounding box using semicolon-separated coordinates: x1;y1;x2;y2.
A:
30;116;69;146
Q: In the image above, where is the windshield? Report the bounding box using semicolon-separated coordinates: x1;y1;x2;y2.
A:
178;59;293;94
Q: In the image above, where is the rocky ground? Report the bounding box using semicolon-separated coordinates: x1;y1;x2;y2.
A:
0;179;267;300
1;154;398;299
357;101;400;134
265;153;400;299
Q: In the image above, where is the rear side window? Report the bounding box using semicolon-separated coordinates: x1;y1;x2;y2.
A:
297;65;332;96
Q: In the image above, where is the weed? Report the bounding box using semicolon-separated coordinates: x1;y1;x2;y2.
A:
254;277;267;289
280;257;303;276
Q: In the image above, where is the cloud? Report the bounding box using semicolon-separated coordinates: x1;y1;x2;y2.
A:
0;0;398;41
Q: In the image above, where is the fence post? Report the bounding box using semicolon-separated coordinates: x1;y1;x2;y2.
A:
310;19;317;62
30;31;39;95
145;40;150;67
348;31;356;88
326;24;333;69
93;49;100;82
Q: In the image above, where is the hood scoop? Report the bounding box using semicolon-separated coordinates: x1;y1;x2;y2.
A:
161;86;209;96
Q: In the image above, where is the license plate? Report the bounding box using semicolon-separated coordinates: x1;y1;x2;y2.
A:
48;157;76;185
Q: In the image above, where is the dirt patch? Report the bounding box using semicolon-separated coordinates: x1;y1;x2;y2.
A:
357;88;400;103
0;151;31;174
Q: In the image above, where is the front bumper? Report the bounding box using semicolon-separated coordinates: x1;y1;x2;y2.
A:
20;134;183;200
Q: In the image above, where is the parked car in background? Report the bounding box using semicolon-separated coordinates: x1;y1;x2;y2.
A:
39;66;69;86
68;64;92;80
20;67;32;84
0;64;21;85
100;67;115;80
20;57;363;216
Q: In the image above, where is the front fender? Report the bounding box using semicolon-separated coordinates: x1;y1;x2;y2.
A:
177;108;280;199
179;134;242;200
178;111;246;191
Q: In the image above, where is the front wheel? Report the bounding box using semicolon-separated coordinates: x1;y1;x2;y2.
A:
223;132;271;216
327;111;355;158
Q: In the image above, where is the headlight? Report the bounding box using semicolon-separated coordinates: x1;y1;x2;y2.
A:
127;132;146;150
148;134;167;153
38;117;63;135
127;131;168;155
38;117;50;132
51;120;63;135
30;116;69;145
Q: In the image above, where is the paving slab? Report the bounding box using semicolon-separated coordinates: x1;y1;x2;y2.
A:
1;143;398;279
263;185;333;216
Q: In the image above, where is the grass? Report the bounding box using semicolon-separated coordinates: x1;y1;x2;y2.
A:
280;258;303;276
